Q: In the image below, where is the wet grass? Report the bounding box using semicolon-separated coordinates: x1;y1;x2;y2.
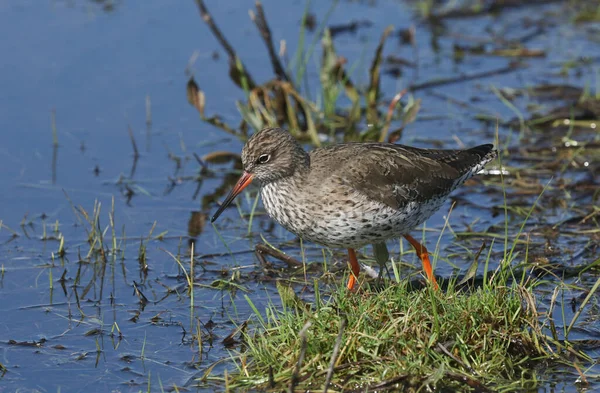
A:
234;279;551;392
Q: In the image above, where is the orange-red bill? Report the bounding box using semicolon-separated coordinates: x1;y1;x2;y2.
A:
211;172;254;222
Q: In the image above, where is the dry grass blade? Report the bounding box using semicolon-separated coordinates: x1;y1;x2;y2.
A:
222;320;249;346
194;0;256;89
250;1;290;82
491;48;545;57
366;25;394;125
280;83;321;146
202;151;241;165
282;87;301;132
379;89;407;142
289;321;312;393
186;78;238;136
187;78;205;116
127;125;139;158
436;342;475;374
363;374;410;391
255;243;302;267
566;275;600;338
323;319;347;393
457;241;487;286
410;63;520;91
132;281;149;305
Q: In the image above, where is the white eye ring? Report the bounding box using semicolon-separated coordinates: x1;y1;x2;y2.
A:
258;154;270;164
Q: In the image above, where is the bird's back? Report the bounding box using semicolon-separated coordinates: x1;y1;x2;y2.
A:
308;142;496;210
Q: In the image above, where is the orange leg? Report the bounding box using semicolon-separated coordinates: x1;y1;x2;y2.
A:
346;248;361;291
403;234;438;289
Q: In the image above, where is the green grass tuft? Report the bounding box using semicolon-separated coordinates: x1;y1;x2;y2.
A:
229;278;554;391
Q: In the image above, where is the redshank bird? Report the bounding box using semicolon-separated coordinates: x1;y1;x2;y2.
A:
211;127;497;290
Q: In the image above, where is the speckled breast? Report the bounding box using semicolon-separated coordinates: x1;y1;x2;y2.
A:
260;181;450;249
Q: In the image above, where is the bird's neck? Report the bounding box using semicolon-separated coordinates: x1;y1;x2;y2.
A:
293;149;311;173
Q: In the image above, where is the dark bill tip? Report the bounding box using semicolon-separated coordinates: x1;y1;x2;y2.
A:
210;172;254;223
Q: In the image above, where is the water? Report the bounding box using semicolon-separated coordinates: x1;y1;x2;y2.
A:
0;0;598;391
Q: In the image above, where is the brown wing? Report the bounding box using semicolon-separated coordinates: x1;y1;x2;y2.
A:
310;143;495;210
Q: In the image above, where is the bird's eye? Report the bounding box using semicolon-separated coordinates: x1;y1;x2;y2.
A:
257;154;270;164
